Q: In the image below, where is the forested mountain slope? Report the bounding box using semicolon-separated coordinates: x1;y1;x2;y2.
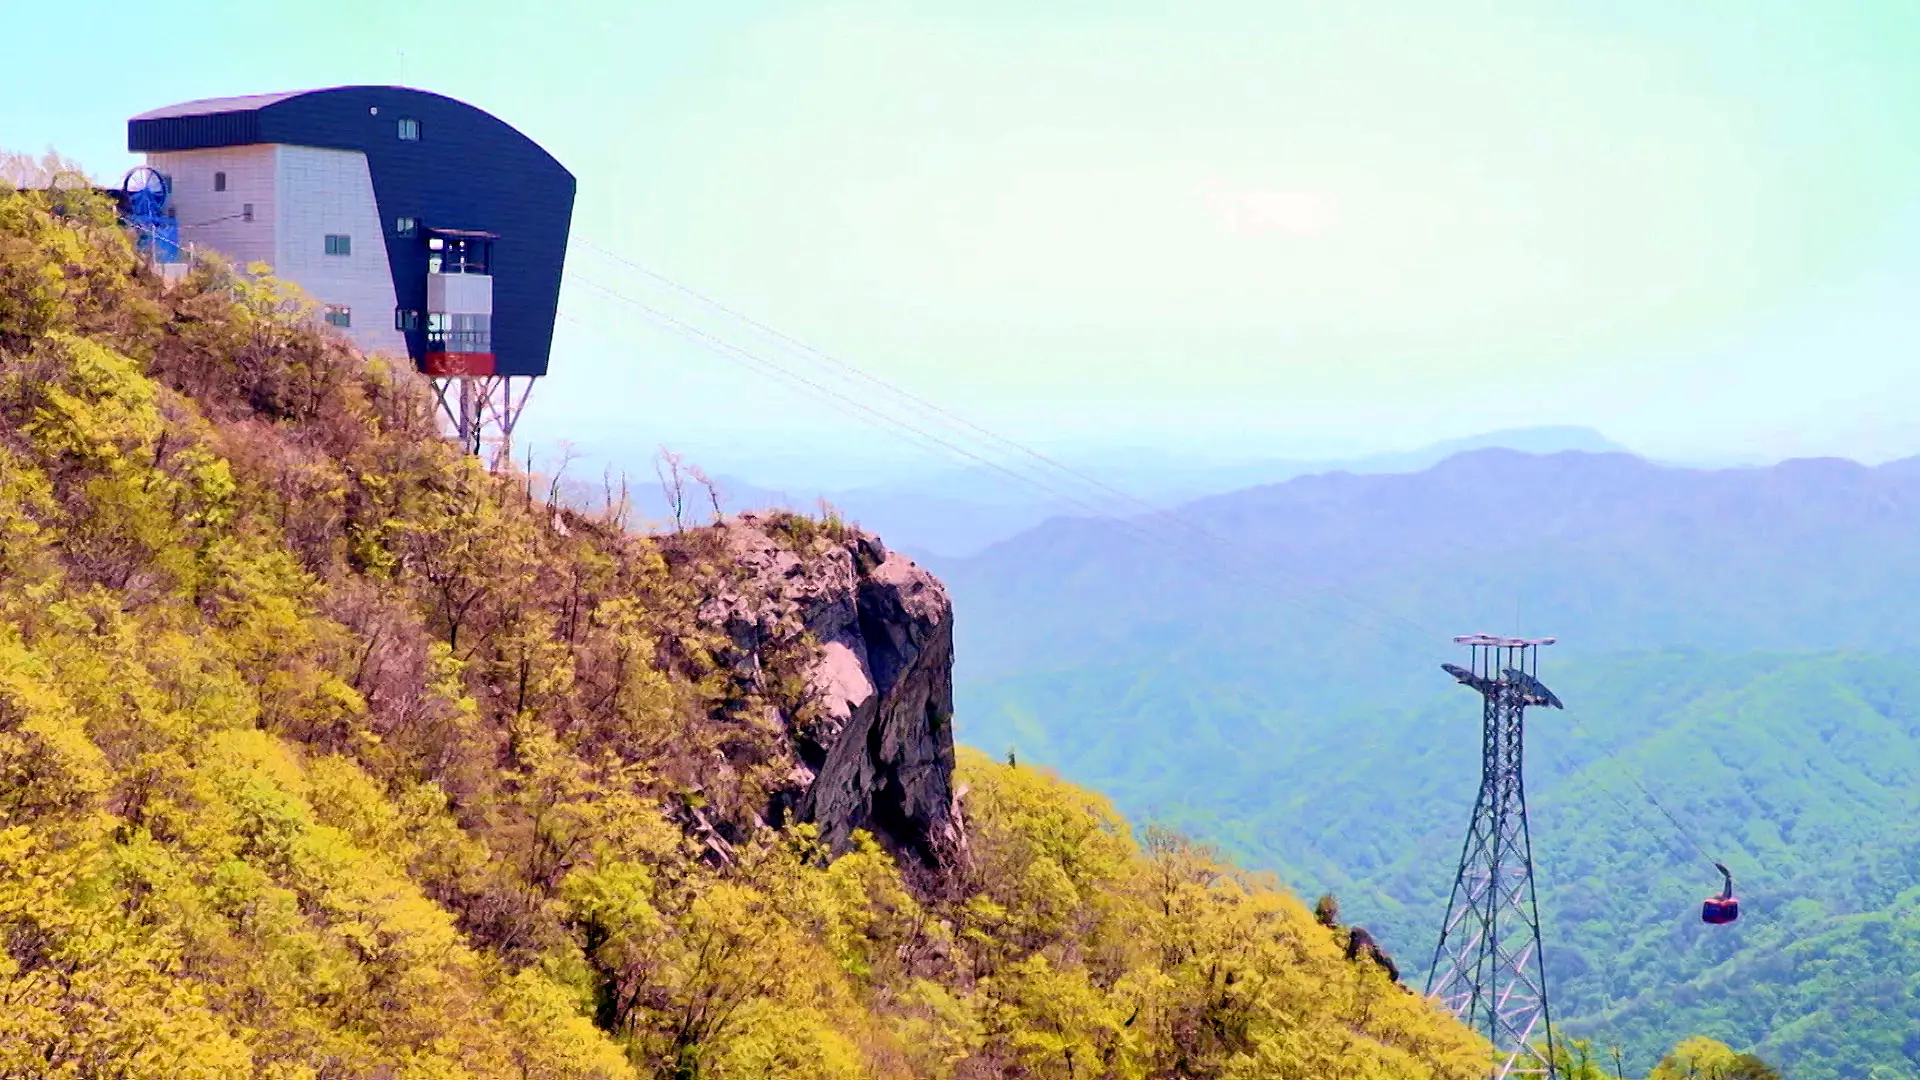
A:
947;454;1920;1079
0;186;1490;1076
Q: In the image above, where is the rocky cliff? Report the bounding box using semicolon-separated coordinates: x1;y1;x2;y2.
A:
693;514;966;869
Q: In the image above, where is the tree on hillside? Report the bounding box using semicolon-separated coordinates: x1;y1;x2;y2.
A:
1723;1057;1785;1080
1;149;90;190
1314;892;1340;927
1552;1039;1609;1080
656;447;688;531
1650;1036;1783;1080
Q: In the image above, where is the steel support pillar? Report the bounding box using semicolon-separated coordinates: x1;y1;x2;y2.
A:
430;375;537;466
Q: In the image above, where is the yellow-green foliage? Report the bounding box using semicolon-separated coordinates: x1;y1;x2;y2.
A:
1645;1036;1782;1080
0;184;1487;1077
955;751;1489;1079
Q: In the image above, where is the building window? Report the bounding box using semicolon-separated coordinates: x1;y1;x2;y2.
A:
395;216;418;237
324;234;351;256
397;118;420;141
241;203;254;222
394;308;420;331
427;311;490;353
323;305;351;328
426;234;491;275
213;171;226;192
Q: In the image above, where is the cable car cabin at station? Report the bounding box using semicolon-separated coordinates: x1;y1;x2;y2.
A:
422;229;498;377
126;85;576;456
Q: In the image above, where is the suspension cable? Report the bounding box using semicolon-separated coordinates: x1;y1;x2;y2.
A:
565;273;1442;653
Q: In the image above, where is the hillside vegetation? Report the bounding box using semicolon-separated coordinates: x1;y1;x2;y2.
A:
0;186;1497;1076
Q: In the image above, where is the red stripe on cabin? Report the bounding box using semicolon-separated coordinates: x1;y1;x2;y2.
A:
422;353;498;377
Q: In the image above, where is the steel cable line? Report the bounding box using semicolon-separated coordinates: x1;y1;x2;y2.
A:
572;246;1449;650
1542;742;1707;873
565;280;1156;524
566;279;1417;658
563;274;1435;651
181;212;253;229
577;238;1171;494
558;294;1432;654
557;288;1209;562
1511;559;1724;875
576;240;1448;641
1564;716;1720;868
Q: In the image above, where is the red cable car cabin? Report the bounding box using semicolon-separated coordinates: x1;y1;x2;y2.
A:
1702;862;1739;924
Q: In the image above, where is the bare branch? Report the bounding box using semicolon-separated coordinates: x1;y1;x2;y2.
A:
655;448;687;533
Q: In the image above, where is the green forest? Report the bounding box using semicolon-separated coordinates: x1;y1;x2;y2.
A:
0;179;1627;1077
960;637;1920;1077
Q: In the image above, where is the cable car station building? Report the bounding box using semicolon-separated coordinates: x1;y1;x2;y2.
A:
127;86;575;454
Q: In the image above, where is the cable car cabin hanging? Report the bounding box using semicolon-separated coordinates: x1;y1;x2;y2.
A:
1702;862;1739;925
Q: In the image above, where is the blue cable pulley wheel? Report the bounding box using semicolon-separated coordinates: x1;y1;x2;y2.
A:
122;166;170;219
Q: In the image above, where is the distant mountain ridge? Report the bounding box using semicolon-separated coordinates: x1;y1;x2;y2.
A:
951;448;1920;676
589;425;1640;557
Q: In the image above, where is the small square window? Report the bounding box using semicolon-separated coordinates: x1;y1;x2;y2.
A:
324;234;351;256
242;203;254;222
395;216;418;237
394;308;420;331
213;171;226;192
397;118;420;141
324;305;351;328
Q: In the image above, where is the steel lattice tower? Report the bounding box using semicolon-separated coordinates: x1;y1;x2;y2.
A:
1426;634;1563;1079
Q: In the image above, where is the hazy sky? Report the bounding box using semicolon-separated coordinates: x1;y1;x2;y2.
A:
5;1;1920;477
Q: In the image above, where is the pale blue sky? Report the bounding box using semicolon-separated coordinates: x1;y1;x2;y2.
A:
5;1;1919;478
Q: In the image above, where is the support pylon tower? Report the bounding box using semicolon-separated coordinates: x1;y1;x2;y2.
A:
1426;634;1563;1079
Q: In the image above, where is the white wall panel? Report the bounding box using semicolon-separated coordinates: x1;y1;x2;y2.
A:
272;146;407;358
427;272;493;314
147;146;277;270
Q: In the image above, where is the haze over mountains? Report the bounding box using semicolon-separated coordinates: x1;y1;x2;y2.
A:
588;424;1634;557
955;447;1920;663
939;447;1920;1078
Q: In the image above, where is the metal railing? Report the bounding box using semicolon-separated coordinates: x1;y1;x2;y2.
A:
427;328;492;353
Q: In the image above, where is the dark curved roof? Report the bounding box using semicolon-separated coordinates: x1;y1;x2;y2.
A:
129;90;310;121
127;85;571;180
128;86;575;379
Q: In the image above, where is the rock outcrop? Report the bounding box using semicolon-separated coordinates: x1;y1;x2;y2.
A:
696;514;967;868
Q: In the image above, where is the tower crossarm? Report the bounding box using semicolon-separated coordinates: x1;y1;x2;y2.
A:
1500;668;1564;709
1441;662;1499;694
